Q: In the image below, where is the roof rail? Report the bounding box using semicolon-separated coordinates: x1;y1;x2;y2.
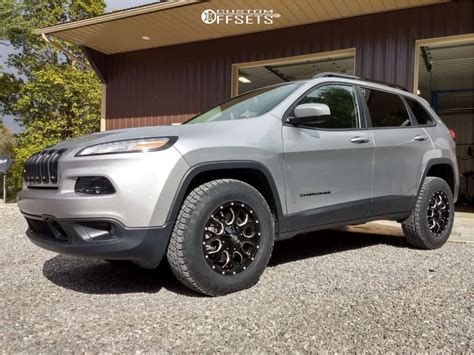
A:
312;72;360;80
313;71;408;91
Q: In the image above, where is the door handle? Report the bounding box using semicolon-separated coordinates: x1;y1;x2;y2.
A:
350;136;370;144
413;135;428;141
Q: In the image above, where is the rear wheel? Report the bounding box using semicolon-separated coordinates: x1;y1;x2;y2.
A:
402;177;454;249
167;179;274;296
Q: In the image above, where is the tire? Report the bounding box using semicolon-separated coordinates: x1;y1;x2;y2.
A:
402;177;454;249
166;179;274;296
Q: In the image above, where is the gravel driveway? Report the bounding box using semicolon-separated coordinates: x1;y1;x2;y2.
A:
1;206;472;352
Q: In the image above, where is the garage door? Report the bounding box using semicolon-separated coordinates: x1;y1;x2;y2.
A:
233;49;356;95
417;37;474;206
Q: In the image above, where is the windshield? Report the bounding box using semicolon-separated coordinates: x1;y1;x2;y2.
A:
185;83;300;124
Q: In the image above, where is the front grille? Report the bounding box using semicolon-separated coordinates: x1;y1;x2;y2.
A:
24;149;65;186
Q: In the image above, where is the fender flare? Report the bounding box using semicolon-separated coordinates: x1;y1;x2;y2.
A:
165;161;287;232
414;157;457;209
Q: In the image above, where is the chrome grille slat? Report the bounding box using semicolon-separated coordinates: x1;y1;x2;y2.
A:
50;151;61;184
36;153;44;184
24;149;65;186
32;153;41;184
41;151;51;183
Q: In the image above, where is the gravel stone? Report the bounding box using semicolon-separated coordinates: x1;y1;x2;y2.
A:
0;207;472;352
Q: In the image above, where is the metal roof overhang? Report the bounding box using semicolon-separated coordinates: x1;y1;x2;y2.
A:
37;0;448;55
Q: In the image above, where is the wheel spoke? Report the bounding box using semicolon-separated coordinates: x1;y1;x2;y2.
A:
210;217;225;235
241;241;256;255
242;225;256;238
436;194;443;207
205;239;223;254
233;250;244;264
221;250;231;268
225;208;236;225
236;211;249;227
429;219;436;231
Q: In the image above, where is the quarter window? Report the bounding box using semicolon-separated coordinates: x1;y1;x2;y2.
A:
297;84;360;129
405;97;435;126
360;88;411;128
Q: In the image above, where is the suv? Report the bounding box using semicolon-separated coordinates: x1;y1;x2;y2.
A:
19;73;458;296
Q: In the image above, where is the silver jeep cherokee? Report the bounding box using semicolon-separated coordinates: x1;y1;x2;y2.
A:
19;73;459;296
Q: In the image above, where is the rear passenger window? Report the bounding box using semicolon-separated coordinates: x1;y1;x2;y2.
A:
360;88;411;128
405;97;435;126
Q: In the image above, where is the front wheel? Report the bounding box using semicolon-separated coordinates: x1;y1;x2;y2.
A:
402;177;454;249
167;179;274;296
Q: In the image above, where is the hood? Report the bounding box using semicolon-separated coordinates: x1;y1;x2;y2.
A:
52;120;256;151
52;116;278;156
53;125;186;150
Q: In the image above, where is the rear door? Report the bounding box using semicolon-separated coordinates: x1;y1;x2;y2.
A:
282;83;374;231
359;87;433;216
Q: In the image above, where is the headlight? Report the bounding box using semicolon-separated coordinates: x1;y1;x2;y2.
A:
76;137;177;156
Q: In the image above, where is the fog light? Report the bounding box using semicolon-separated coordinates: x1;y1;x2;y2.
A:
75;177;115;195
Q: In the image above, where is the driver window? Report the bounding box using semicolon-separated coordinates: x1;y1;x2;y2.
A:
297;84;360;129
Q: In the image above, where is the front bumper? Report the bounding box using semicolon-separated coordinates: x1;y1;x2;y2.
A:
23;212;173;268
18;146;189;228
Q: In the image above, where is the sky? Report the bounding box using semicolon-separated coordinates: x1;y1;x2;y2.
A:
0;0;155;133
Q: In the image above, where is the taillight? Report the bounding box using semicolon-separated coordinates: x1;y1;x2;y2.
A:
449;129;456;141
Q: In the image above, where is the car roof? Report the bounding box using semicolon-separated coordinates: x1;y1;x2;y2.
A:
303;73;422;102
239;72;423;104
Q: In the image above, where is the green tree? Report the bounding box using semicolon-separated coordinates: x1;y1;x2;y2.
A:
0;121;15;155
0;121;15;202
0;0;105;195
0;0;26;44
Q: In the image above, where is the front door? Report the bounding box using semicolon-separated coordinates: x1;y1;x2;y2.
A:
282;83;374;231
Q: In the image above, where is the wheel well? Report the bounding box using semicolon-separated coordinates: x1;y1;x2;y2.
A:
183;168;281;222
426;164;455;194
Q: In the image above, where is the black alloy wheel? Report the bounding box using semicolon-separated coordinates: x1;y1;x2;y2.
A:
427;191;450;236
203;202;261;275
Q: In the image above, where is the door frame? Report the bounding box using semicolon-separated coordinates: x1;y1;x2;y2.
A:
231;48;356;97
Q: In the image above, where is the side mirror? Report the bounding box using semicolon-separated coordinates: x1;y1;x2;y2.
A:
288;103;332;126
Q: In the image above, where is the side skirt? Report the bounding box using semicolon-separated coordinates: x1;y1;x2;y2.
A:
275;211;411;241
276;196;413;241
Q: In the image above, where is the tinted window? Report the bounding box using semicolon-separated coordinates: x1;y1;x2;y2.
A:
186;83;300;124
405;97;435;125
360;88;411;128
297;85;360;129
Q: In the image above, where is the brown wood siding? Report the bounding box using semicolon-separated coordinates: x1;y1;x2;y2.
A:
105;1;473;130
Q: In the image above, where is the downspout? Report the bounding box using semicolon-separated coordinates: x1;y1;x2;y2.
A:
40;33;92;70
